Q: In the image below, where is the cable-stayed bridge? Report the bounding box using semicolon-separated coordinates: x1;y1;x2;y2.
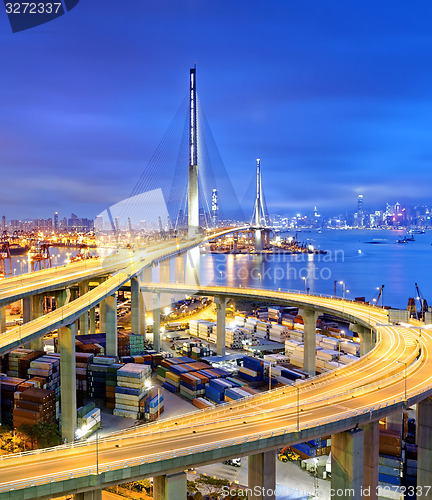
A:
0;68;432;500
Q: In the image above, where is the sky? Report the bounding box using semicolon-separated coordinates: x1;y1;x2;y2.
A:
1;0;432;220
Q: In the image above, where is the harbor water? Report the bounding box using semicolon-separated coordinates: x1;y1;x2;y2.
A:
7;230;432;310
201;229;432;310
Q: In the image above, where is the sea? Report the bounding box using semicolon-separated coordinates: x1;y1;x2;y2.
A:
200;229;432;310
8;230;432;310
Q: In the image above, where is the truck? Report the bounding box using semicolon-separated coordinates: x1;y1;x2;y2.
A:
277;447;301;463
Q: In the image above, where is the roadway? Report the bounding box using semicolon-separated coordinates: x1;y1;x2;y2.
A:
0;288;430;497
0;229;243;354
0;234;431;497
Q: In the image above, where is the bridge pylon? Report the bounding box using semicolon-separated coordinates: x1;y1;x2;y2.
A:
251;158;271;252
188;65;199;238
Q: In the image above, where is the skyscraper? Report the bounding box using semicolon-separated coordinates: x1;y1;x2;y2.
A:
54;212;59;231
357;195;364;227
211;188;219;227
358;195;364;213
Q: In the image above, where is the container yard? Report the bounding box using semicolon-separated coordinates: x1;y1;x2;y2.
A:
0;301;418;497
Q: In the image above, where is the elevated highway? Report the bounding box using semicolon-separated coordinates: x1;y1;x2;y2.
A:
0;280;431;498
0;228;246;353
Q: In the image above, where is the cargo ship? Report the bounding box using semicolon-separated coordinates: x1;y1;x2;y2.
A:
8;243;30;256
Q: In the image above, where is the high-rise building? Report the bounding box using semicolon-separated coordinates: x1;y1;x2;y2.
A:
357;195;364;213
211;188;219;227
1;215;5;232
395;202;401;215
95;216;103;232
357;195;364;227
54;212;59;231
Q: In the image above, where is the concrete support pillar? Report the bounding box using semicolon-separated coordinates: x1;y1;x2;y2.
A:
248;451;276;500
417;396;432;489
131;276;142;335
99;299;107;333
152;293;161;352
361;421;379;499
56;289;70;309
78;282;89;336
59;323;77;443
160;259;172;311
153;471;187;500
74;489;102;500
143;266;152;312
22;297;32;323
331;429;364;499
254;229;263;253
174;254;185;284
89;307;96;335
105;294;117;357
300;308;319;376
215;296;227;356
174;254;185;302
386;411;403;439
186;247;200;286
32;294;44;317
23;295;44;350
31;296;44;350
0;306;6;334
350;324;376;356
160;259;171;283
140;290;146;341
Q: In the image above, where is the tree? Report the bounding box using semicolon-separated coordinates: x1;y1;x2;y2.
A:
17;424;38;449
34;422;61;449
16;422;61;450
194;475;230;498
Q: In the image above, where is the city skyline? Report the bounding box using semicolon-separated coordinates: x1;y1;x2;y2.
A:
3;195;432;233
1;1;432;219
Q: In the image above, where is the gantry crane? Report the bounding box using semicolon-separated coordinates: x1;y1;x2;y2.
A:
371;285;385;307
30;242;51;272
70;244;92;262
0;240;12;278
415;282;429;320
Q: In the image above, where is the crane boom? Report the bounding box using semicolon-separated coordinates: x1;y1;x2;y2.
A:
415;282;429;319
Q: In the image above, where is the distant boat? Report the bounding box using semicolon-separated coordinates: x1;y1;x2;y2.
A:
411;229;425;234
365;239;388;244
405;235;415;242
396;237;408;244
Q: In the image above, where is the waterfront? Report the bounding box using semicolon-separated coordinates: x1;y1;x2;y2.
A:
7;229;432;311
202;229;432;310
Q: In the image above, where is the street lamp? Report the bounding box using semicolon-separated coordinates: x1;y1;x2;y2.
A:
338;281;347;300
75;415;99;475
294;384;300;432
269;363;272;391
89;415;99;475
302;277;307;294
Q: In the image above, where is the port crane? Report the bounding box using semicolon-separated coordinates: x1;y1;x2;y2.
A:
29;242;51;272
415;282;429;320
407;283;429;320
0;239;12;278
70;244;94;262
371;285;385;307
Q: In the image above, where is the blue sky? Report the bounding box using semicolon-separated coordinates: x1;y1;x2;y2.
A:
1;1;432;220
